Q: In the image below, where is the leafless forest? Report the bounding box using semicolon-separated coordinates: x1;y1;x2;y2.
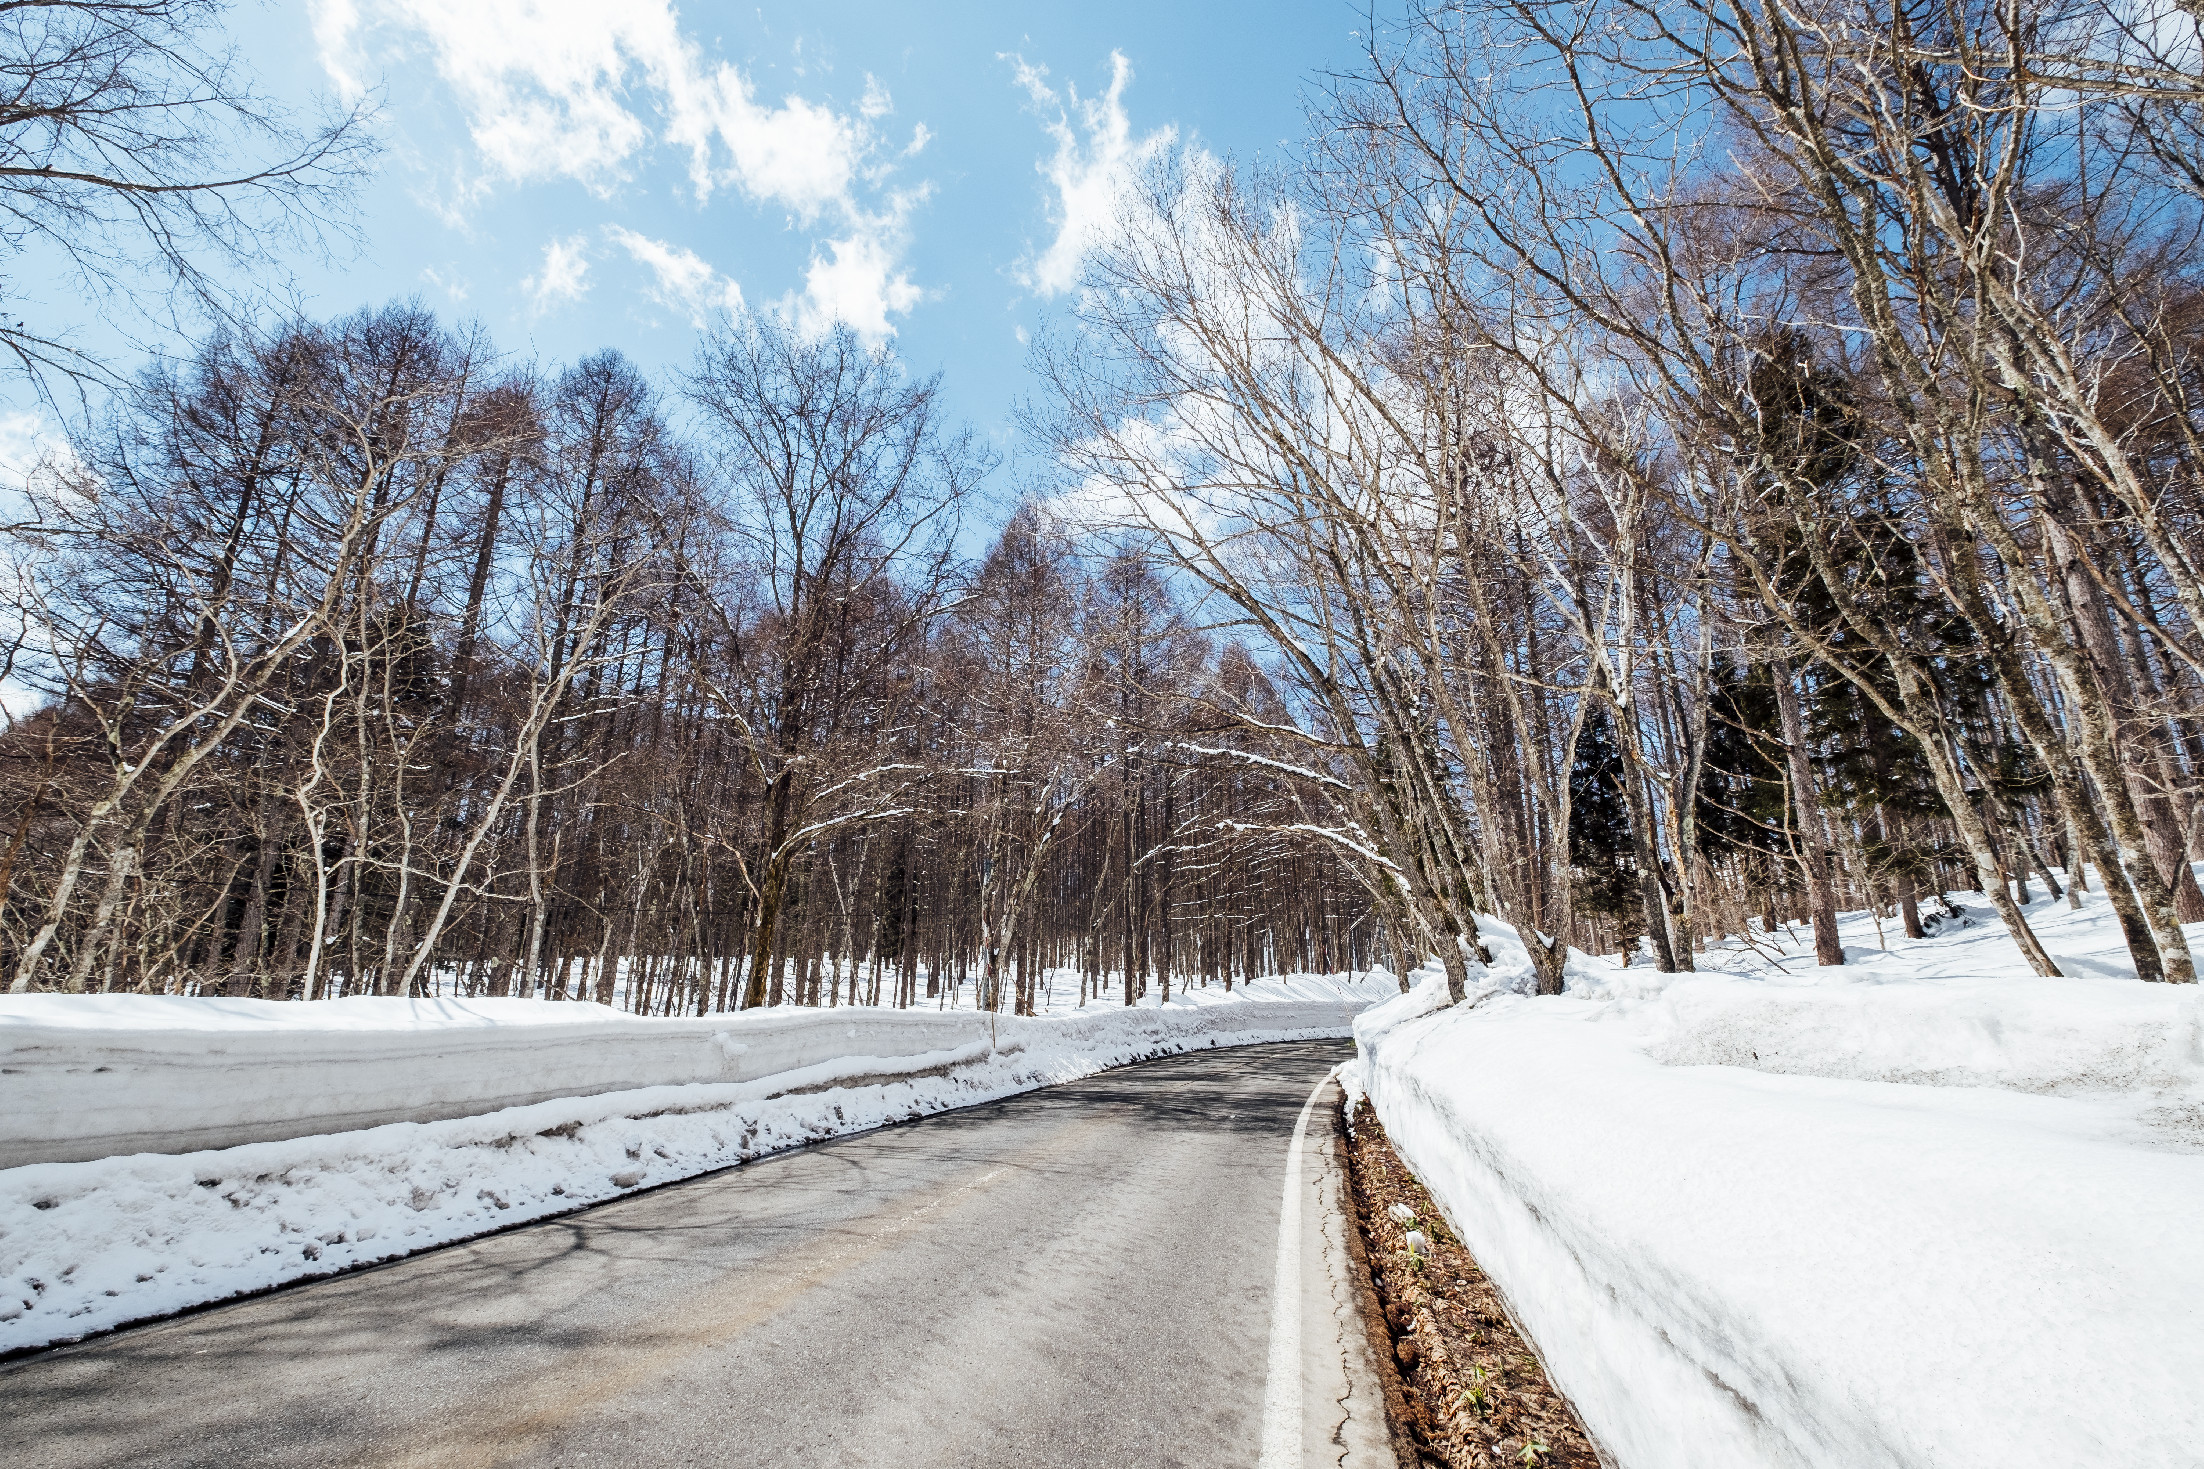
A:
8;0;2204;1008
0;308;1396;1009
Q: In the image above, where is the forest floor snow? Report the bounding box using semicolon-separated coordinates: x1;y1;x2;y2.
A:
0;974;1389;1355
1347;878;2204;1469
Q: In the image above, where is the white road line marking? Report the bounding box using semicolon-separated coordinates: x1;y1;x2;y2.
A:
1259;1064;1339;1469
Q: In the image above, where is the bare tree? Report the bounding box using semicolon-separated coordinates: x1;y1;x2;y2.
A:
683;314;983;1009
0;0;373;396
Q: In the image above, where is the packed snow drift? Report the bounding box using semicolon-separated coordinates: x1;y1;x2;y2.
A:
5;995;995;1167
0;974;1387;1354
1347;884;2204;1469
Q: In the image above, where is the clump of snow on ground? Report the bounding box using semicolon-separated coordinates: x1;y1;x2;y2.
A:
1349;881;2204;1469
0;974;1388;1355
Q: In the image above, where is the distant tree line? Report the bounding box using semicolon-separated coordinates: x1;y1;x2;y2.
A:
12;0;2204;1007
0;307;1383;1006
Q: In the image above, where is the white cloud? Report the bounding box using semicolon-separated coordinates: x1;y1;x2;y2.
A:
787;222;922;344
607;226;743;325
0;409;65;505
1008;51;1175;298
317;1;867;219
419;265;470;302
317;0;932;338
662;61;862;220
330;1;659;197
312;0;365;97
522;235;591;314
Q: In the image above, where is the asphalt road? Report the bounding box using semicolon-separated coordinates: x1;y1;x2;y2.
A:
2;1040;1390;1469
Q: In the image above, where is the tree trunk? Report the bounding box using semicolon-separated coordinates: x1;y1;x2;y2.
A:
1771;657;1845;967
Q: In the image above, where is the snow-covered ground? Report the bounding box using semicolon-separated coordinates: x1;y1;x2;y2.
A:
4;995;984;1166
0;973;1390;1354
2;971;1380;1167
1347;880;2204;1469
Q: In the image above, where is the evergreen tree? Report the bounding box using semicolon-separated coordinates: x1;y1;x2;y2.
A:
1695;654;1791;921
1568;703;1644;956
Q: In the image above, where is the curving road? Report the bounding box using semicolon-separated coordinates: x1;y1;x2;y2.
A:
2;1040;1391;1469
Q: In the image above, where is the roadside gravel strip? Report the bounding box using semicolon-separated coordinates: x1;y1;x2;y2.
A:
1341;1100;1599;1468
3;1042;1390;1469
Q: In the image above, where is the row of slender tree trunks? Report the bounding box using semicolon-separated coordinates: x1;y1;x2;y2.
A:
13;2;2204;1009
1031;0;2204;998
0;309;1388;1007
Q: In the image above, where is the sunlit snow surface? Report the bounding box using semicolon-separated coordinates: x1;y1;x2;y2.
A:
0;975;1388;1353
1347;879;2204;1469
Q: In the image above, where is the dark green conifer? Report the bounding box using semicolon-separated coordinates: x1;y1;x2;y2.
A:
1568;703;1645;958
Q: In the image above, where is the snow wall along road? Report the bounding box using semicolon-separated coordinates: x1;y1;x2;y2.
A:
1348;916;2204;1469
2;979;1388;1353
1;986;1376;1169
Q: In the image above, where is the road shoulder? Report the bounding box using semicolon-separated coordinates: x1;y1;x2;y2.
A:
1305;1076;1396;1467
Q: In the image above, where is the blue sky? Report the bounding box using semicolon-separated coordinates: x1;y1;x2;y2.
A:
127;0;1371;474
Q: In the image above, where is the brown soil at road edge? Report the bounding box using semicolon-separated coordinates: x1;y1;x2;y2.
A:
1337;1099;1602;1469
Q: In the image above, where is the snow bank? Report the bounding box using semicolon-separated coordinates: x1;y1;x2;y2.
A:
1348;898;2204;1469
0;995;982;1167
0;973;1386;1168
0;975;1387;1354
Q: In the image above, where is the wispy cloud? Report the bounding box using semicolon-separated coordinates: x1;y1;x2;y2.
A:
1006;51;1176;299
606;226;743;325
662;57;864;221
314;0;866;216
522;234;591;314
418;264;471;303
0;409;68;501
315;0;931;339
